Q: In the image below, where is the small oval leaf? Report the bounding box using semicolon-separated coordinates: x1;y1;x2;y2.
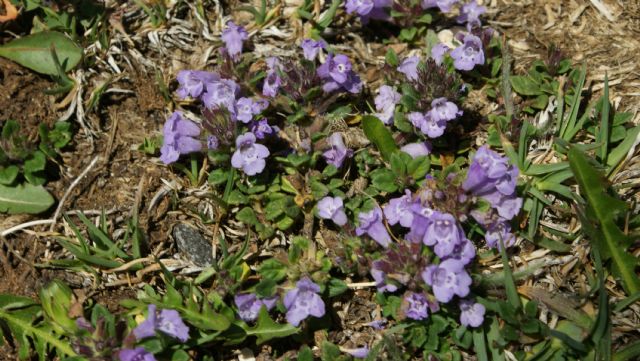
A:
0;183;55;214
0;31;82;75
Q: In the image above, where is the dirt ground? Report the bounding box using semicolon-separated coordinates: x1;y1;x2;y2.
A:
0;0;639;359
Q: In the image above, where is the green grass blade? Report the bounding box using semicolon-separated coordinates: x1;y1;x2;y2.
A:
597;74;610;163
499;237;522;310
560;64;587;140
613;340;640;361
472;327;489;361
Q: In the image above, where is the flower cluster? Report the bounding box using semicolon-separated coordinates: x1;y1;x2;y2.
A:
344;147;519;328
464;146;522;248
409;97;462;139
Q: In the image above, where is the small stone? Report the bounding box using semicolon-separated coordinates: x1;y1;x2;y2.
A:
172;224;214;267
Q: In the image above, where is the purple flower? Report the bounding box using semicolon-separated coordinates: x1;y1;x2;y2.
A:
421;0;459;12
423;212;464;258
484;221;516;249
160;112;202;164
176;70;219;99
366;319;387;329
317;54;363;94
422;259;472;303
345;0;374;16
448;238;476;265
463;146;522;220
207;135;219;150
429;97;462;123
371;260;398;292
322;133;352;168
119;347;157;361
431;43;450;65
262;57;282;97
463;146;510;194
221;21;248;60
132;304;190;342
383;190;414;228
482;191;523;220
409;111;446;138
343;347;369;359
450;34;485;71
402;292;429;320
406;204;436;243
374;85;401;124
457;1;486;27
345;0;391;23
284;277;326;326
397;56;420;81
459;299;485;327
202;79;240;112
235;97;265;123
231;132;270;175
263;71;282;97
251;118;276;139
317;196;348;226
300;38;326;61
234;293;277;322
400;142;432;158
356;207;391;247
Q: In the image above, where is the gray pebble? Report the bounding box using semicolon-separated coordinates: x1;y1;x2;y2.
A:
173;224;214;267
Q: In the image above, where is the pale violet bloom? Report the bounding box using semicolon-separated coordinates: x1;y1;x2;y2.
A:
460;299;486;327
221;21;248;60
430;97;462;123
231;132;270;176
421;0;459;12
374;85;401;124
397;56;420;81
403;292;429;320
356;207;391;247
284;278;325;326
383;190;414;228
160;112;202;165
457;1;486;27
176;70;219;99
202;79;240;113
431;43;451;65
234;293;278;322
300;39;327;61
422;259;472;303
119;348;156;361
451;34;485;71
401;142;432;158
323;133;353;168
317;196;348;226
133;304;190;342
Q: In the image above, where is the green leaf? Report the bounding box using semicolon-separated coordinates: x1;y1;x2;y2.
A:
385;47;399;67
327;278;348;297
510;75;542;96
0;183;54;214
245;307;298;344
0;165;19;185
362;115;398;161
0;31;82;75
371;168;398;193
607;125;640;172
569;146;640;295
597;74;610;163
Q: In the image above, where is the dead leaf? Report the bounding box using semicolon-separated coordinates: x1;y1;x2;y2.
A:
0;0;18;23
